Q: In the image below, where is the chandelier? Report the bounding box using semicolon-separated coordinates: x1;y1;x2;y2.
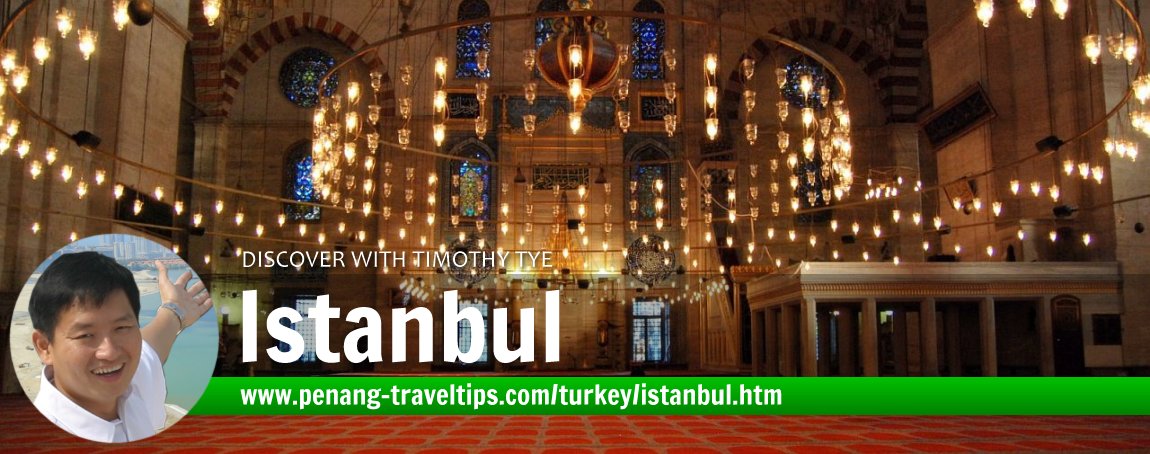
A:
447;234;494;287
625;234;676;287
533;0;624;134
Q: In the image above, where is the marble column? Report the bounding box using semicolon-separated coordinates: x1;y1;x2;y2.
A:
765;308;779;376
920;298;939;376
980;297;998;376
837;308;857;376
946;304;962;376
893;309;908;376
801;298;818;376
862;298;879;376
751;308;764;376
781;304;797;376
1037;296;1055;376
817;310;832;376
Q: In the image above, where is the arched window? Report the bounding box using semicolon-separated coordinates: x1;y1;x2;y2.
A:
279;47;339;108
629;145;668;221
631;0;665;80
285;142;320;221
535;0;569;48
456;0;492;79
454;147;491;219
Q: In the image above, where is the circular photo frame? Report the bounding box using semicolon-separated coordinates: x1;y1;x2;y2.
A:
8;234;217;442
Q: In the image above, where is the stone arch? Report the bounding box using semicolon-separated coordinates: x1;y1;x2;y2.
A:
720;17;918;124
191;12;390;118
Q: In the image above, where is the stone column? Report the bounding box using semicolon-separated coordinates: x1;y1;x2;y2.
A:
765;308;779;376
733;283;744;368
893;309;908;376
920;298;939;376
801;298;818;376
751;308;764;376
946;304;962;376
817;310;832;376
781;304;796;376
1037;296;1055;376
980;297;998;376
837;308;857;376
862;298;879;376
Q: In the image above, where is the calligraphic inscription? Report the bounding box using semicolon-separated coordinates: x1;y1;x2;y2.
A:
922;84;996;149
639;96;675;121
532;164;590;190
447;93;481;119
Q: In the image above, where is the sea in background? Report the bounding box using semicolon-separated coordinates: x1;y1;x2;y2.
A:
9;234;217;413
138;267;218;410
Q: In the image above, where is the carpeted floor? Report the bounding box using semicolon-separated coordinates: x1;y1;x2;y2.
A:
1;395;1147;452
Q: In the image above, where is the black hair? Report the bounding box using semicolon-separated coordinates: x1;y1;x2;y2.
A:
29;251;141;342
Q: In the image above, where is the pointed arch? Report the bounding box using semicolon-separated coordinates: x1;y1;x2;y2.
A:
195;14;389;118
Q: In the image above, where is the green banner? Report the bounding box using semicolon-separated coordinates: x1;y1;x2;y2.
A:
189;377;1150;416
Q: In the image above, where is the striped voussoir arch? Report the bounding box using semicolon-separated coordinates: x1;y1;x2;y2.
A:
192;12;392;118
721;17;922;124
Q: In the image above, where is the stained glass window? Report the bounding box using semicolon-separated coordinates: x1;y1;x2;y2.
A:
279;47;338;108
632;300;668;363
535;0;568;48
630;146;668;221
285;143;320;221
783;55;841;110
457;300;489;363
631;0;665;80
456;148;491;219
456;0;492;79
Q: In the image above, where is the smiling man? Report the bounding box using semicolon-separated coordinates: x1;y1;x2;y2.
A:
28;252;212;442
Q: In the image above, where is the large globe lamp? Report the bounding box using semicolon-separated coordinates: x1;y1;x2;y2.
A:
535;0;622;133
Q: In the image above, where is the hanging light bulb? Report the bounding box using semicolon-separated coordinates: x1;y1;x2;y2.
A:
1018;0;1037;17
704;52;718;76
705;118;719;140
203;0;222;27
975;0;994;27
433;124;446;146
193;212;203;227
56;7;74;37
434;56;448;81
256;224;265;237
77;28;97;60
11;65;29;93
992;201;1002;217
60;165;73;182
1082;233;1092;246
133;199;144;215
1083;35;1102;64
173;200;184;215
28;160;42;179
114;183;125;199
114;0;131;29
1050;0;1069;20
32;37;50;65
215;199;225;214
932;216;942;230
1049;230;1058;242
569;112;582;134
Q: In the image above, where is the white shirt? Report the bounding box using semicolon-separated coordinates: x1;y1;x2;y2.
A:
34;341;167;442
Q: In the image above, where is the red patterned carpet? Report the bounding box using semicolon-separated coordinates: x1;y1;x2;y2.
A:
1;395;1148;452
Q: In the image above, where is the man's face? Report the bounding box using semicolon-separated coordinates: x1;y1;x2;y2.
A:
32;289;141;414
